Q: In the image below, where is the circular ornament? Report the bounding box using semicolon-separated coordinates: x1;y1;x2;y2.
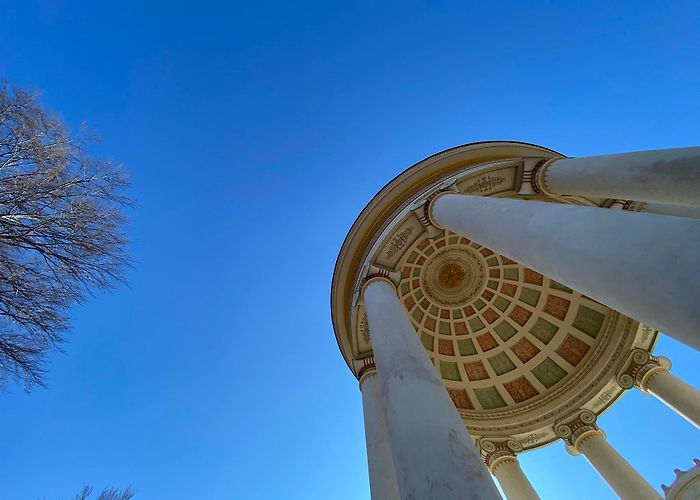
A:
421;247;486;307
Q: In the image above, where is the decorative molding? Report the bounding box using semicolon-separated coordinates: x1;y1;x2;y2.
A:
420;246;486;307
519;158;540;195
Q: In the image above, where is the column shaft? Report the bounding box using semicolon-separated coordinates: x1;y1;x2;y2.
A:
361;372;401;500
363;279;501;500
638;201;700;219
431;194;700;351
492;458;540;500
645;370;700;429
578;433;660;500
542;147;700;206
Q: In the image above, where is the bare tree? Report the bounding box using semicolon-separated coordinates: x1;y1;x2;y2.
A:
72;485;136;500
0;82;130;391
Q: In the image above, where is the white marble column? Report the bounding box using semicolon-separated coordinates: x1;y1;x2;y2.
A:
556;411;660;500
642;367;700;429
609;199;700;219
430;193;700;352
575;433;660;500
492;460;539;500
479;439;539;500
533;147;700;206
360;365;401;500
363;278;501;500
637;201;700;219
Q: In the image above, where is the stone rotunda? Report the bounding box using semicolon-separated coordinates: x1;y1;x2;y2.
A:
330;142;700;500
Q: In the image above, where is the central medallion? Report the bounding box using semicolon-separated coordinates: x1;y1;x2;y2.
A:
438;262;466;289
421;246;487;307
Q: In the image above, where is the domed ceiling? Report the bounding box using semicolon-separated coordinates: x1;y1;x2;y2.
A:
332;142;657;450
398;230;601;411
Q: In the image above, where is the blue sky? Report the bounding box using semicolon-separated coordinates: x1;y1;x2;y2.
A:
0;1;698;498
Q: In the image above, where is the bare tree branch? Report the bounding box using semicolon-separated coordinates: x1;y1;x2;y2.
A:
72;485;135;500
0;82;131;391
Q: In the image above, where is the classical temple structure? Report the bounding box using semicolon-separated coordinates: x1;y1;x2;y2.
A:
330;142;700;499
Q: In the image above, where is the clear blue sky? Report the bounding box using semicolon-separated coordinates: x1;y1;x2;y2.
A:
0;1;698;499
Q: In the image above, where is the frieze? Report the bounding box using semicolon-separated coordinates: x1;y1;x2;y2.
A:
597;389;613;405
359;314;370;344
374;214;424;269
385;226;415;260
352;305;373;357
457;167;517;196
521;432;541;446
463;175;506;194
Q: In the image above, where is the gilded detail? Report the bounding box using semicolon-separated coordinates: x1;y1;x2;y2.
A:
359;315;370;343
385;226;415;259
462;175;506;194
438;262;466;289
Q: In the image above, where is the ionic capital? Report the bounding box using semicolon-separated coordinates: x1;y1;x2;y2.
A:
529;157;559;196
617;348;671;392
361;265;401;295
478;437;524;474
554;409;602;453
414;182;458;233
358;356;377;389
609;199;646;212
